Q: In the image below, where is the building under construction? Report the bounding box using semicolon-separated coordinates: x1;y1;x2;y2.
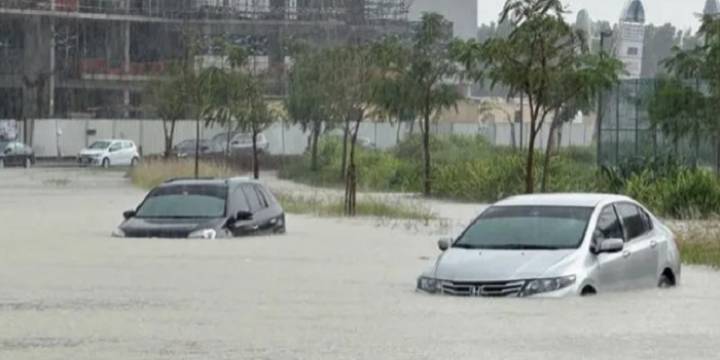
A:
0;0;411;142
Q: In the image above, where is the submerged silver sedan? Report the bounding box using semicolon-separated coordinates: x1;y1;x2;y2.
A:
417;194;681;297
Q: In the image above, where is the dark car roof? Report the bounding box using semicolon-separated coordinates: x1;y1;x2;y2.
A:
158;177;263;188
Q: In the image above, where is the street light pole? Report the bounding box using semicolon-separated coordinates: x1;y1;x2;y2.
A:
597;31;612;167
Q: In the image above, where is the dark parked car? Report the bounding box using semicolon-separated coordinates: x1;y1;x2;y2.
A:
0;140;35;168
172;139;214;158
112;177;286;239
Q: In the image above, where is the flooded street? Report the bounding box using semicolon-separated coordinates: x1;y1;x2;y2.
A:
1;169;719;360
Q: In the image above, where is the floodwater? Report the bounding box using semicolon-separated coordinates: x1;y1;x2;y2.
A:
0;168;719;360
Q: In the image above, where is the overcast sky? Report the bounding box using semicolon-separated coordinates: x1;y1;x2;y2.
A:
479;0;709;31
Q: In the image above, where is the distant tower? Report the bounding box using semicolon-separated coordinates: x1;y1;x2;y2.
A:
616;0;646;79
575;9;593;51
704;0;720;15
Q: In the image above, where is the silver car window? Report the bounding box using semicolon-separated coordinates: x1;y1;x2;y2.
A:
595;206;624;241
616;203;647;241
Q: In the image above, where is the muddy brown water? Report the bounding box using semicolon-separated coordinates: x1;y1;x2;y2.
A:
1;169;719;359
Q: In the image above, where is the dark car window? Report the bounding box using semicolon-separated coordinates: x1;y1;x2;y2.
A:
453;206;594;250
253;185;269;208
616;203;647;240
231;186;251;213
595;205;624;241
242;184;262;212
136;184;228;219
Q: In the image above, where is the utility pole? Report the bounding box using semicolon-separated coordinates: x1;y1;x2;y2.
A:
597;31;612;167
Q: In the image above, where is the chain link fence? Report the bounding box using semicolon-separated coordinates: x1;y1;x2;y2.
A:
598;79;719;170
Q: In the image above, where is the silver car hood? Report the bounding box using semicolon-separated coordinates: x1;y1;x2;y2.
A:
433;248;577;282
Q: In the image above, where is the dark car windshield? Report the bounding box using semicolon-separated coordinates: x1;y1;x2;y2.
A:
136;184;228;219
89;141;111;150
453;206;594;250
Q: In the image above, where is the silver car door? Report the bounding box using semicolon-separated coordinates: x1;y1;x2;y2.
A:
593;205;630;292
617;203;659;288
108;142;123;165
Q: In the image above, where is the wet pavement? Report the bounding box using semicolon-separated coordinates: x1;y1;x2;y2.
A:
1;168;719;359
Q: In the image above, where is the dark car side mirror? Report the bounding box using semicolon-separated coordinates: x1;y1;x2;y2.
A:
438;238;451;251
598;238;624;254
123;210;137;220
235;210;253;221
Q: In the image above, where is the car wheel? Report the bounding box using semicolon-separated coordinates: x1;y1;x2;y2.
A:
658;273;675;288
130;157;139;167
24;157;32;168
102;158;110;168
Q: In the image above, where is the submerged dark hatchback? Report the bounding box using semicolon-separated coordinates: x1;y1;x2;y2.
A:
113;177;286;239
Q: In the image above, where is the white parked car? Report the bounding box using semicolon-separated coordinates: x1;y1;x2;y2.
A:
78;139;140;168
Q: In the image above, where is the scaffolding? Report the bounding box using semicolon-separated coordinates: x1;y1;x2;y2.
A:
0;0;411;127
0;0;411;23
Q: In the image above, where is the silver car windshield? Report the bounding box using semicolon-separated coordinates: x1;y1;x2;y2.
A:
89;141;111;150
453;206;594;250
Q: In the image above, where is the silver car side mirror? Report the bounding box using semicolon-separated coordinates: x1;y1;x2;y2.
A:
599;238;624;254
438;238;451;251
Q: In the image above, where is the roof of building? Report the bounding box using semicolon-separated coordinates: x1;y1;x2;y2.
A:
495;193;632;208
621;0;645;23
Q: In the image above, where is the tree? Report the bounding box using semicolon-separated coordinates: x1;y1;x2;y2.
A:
408;13;463;196
146;65;190;158
243;76;276;179
331;44;378;216
649;14;720;172
202;43;276;179
286;47;332;172
452;0;622;193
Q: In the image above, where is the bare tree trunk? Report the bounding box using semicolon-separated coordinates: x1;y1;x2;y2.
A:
162;120;171;158
310;121;321;171
194;116;200;178
507;116;516;150
716;132;720;176
541;118;558;193
396;118;402;144
252;126;260;179
422;109;432;197
345;111;363;217
340;116;350;180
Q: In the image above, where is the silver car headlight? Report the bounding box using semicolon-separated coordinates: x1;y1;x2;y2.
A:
417;276;440;294
521;275;576;297
188;229;217;239
111;228;126;238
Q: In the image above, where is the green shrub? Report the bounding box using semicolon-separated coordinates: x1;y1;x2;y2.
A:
625;169;720;219
128;159;237;189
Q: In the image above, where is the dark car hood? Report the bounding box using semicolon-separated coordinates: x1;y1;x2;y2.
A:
120;217;224;238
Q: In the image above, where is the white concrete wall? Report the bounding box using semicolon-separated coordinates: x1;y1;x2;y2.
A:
26;119;595;158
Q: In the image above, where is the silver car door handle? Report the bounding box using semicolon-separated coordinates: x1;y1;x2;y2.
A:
622;251;631;259
650;240;658;248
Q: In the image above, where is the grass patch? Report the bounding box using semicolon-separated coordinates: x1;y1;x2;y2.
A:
275;192;437;221
128;159;238;189
674;222;720;268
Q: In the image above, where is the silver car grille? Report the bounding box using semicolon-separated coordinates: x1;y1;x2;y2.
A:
439;280;526;297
